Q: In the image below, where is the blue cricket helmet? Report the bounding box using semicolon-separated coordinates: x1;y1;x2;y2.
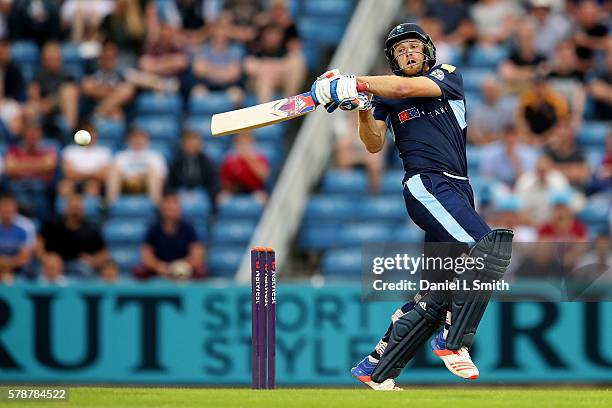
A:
384;23;437;76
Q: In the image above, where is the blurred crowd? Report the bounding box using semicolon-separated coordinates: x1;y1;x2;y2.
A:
0;0;307;285
328;0;610;281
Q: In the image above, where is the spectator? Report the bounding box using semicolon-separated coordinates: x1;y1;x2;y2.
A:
469;76;515;144
499;22;547;90
516;75;569;141
538;190;587;241
424;0;475;47
334;112;385;195
192;21;245;105
98;0;147;63
487;195;537;242
574;231;612;283
419;18;455;67
38;252;68;286
545;41;586;129
38;194;109;279
480;125;539;187
220;0;264;42
0;38;25;141
7;0;61;46
173;0;209;45
106;128;167;205
135;23;188;92
0;193;33;284
526;0;571;59
60;0;114;43
586;45;612;121
573;0;608;72
100;259;119;282
515;154;570;223
219;132;270;204
81;41;136;119
0;0;10;39
166;130;219;206
134;192;205;280
544;123;591;187
589;133;612;194
59;120;112;198
26;41;79;137
471;0;522;45
4;120;57;220
244;0;306;103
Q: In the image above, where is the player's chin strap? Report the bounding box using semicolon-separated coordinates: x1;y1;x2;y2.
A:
445;229;514;350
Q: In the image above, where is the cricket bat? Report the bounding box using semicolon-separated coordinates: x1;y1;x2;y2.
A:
210;82;369;136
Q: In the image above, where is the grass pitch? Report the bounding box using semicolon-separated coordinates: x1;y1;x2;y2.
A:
4;387;610;408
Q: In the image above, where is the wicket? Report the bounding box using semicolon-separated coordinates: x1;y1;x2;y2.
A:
251;247;276;389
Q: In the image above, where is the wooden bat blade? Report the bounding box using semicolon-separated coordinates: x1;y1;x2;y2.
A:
211;92;317;136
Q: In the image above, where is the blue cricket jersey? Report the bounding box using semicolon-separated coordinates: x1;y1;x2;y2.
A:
372;64;468;179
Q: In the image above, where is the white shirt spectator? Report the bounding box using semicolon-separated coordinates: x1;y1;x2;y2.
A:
114;148;167;178
471;0;522;40
63;144;112;175
515;168;569;222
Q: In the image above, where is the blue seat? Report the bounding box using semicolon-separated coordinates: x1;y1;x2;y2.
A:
461;68;492;93
185;116;213;139
203;142;225;164
393;227;424;244
578;195;610;228
304;196;355;223
135;92;182;116
61;42;82;64
207;246;244;278
298;16;347;46
149;140;174;161
467;145;484;173
110;245;141;273
64;62;84;81
302;43;321;70
300;224;342;250
103;220;148;245
467;45;508;68
338;223;391;246
109;195;156;219
210;220;257;245
321;248;361;277
218;196;263;219
255;142;281;169
577;122;608;147
584;147;604;170
322;169;368;195
133;116;181;141
93;117;126;141
10;40;38;64
190;219;209;243
381;170;405;194
180;191;211;220
253;123;285;142
358;197;406;223
302;0;353;18
189;92;234;115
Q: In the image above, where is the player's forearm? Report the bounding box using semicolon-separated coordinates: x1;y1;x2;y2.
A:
356;75;441;98
358;111;384;153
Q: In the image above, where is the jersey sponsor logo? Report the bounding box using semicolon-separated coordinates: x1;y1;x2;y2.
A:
431;69;445;81
398;107;420;123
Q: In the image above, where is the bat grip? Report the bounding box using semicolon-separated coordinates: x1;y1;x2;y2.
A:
356;82;369;92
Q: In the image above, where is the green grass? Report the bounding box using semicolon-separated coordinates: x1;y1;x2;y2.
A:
2;387;610;408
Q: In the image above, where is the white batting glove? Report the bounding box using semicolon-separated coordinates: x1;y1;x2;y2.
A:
339;93;372;111
311;69;342;106
331;75;358;105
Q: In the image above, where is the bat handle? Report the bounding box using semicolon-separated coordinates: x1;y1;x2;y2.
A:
356;82;369;92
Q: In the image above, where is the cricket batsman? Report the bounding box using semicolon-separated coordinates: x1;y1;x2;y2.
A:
310;23;514;390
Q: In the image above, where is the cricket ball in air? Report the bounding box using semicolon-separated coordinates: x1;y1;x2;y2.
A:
74;129;92;146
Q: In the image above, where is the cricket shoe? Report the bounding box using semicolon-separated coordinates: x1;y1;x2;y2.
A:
351;356;402;391
430;330;479;380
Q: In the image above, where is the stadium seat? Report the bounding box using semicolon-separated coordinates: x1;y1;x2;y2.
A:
301;43;321;70
191;219;209;243
103;220;148;245
322;169;368;195
185;116;213;139
61;42;82;64
299;224;343;250
577;122;609;147
135;92;182;116
64;62;84;81
109;195;156;219
180;191;211;221
210;220;257;245
381;170;405;194
253;123;285;142
148;140;174;161
467;45;508;69
218;196;263;219
189;92;234;115
393;227;424;244
93;117;126;142
255;142;282;169
358;197;406;223
304;196;356;223
337;223;392;246
110;245;141;273
10;40;38;65
298;16;347;46
133;116;181;141
578;195;610;229
461;68;492;93
207;246;244;278
467;145;484;173
302;0;353;18
321;248;361;277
